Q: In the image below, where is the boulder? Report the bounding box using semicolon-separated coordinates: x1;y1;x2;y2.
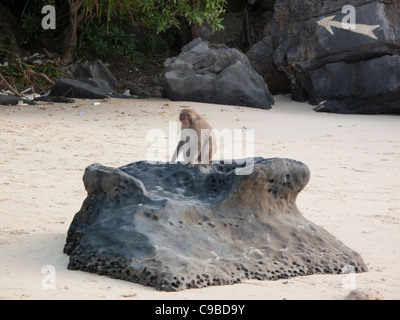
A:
50;78;112;99
49;77;128;100
50;60;131;100
271;0;400;114
163;38;274;109
73;60;119;90
64;158;367;291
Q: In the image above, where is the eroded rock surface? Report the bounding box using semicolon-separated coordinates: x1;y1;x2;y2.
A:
64;158;367;291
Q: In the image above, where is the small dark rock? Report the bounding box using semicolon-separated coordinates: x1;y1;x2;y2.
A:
34;96;75;103
0;95;36;106
50;78;112;99
73;60;119;90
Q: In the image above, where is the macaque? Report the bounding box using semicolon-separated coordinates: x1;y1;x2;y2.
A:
170;108;216;165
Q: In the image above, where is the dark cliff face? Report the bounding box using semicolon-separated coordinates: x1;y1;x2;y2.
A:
64;158;367;291
269;0;400;114
209;0;400;114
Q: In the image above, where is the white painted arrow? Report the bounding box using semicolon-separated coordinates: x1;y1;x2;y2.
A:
317;15;380;40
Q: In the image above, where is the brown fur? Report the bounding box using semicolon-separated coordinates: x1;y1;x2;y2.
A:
171;108;216;164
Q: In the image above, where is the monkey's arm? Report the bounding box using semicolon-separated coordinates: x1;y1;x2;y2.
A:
170;141;185;163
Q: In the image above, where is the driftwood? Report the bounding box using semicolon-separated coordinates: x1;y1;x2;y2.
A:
0;71;23;97
0;58;56;98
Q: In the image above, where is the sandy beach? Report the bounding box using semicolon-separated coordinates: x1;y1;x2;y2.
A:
0;95;399;300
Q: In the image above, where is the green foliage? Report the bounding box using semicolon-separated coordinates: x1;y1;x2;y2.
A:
82;0;227;59
74;21;143;62
2;0;227;94
8;0;227;62
84;0;226;33
136;0;226;33
36;62;62;79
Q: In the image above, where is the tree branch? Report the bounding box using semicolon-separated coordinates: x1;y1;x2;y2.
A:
0;72;23;97
37;72;56;86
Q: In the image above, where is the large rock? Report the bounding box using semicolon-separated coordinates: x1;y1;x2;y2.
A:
73;60;119;90
64;158;367;291
50;78;113;99
50;60;128;99
50;77;128;100
271;0;400;114
163;38;274;109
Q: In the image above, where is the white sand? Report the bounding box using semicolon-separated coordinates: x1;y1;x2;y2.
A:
0;95;399;300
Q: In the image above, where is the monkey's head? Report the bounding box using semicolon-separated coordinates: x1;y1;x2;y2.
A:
179;108;198;128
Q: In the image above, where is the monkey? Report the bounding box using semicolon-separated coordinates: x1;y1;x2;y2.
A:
170;108;216;165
